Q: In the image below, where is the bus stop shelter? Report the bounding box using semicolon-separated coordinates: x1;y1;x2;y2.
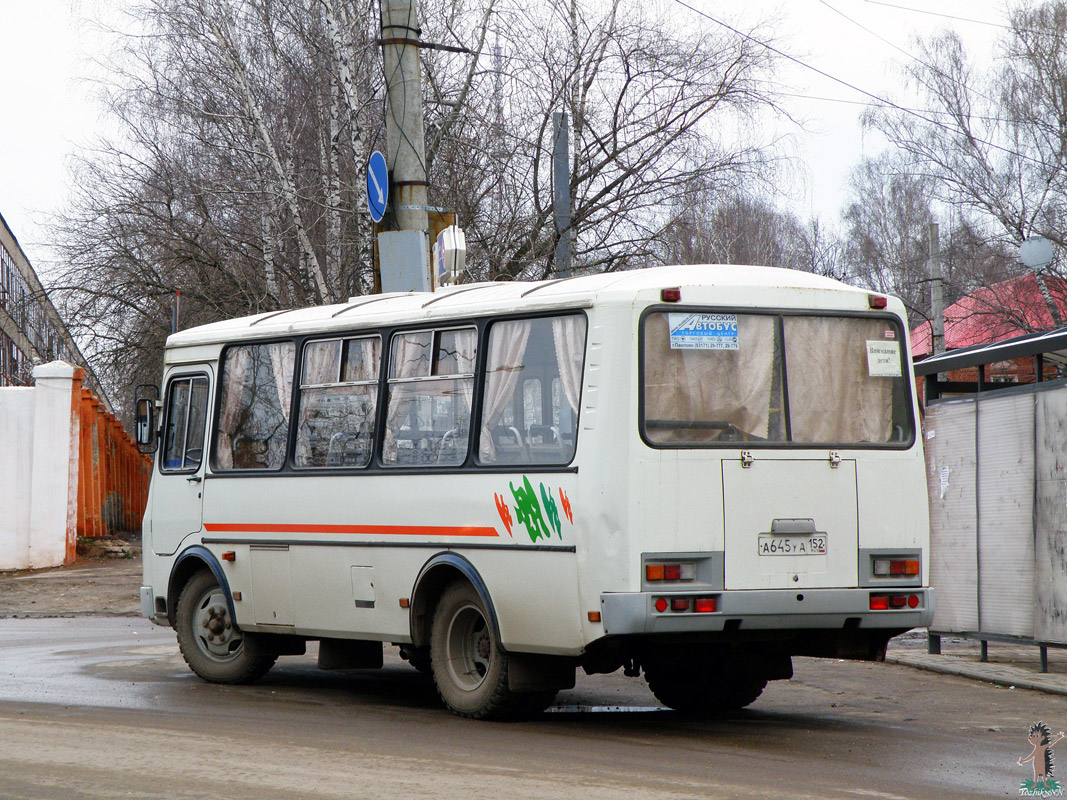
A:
916;327;1067;671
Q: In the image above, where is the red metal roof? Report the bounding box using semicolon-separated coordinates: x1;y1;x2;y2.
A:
911;273;1067;358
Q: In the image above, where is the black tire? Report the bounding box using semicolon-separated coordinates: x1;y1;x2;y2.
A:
645;660;767;714
430;582;523;719
175;570;277;684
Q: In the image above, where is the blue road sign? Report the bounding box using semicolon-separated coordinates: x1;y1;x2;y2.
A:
367;150;389;223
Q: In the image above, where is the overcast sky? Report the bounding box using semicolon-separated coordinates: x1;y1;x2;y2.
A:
0;0;1005;273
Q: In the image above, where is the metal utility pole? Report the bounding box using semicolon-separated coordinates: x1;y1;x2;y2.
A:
380;0;428;238
552;111;572;277
928;222;944;354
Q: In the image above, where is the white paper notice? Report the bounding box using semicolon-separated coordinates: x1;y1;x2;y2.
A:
866;340;901;377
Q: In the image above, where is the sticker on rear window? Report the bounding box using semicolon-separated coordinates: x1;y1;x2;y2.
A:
866;340;901;376
668;313;739;350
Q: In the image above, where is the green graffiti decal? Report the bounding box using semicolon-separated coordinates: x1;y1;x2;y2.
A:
510;475;551;542
541;482;562;538
495;476;575;541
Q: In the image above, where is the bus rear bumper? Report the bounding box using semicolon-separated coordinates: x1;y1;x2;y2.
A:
599;587;934;635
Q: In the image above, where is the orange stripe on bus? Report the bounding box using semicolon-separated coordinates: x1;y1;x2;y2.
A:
202;522;499;537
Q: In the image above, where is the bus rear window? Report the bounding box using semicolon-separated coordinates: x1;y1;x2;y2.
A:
641;311;912;447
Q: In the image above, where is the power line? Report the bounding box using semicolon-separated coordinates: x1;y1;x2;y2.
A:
816;0;998;106
772;90;1010;124
670;0;1046;168
858;0;1010;29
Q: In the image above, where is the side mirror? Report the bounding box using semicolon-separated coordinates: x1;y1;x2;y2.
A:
135;384;159;454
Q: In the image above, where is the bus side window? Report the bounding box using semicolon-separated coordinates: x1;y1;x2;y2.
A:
294;336;381;468
478;314;586;465
383;327;476;467
161;376;209;472
213;341;295;471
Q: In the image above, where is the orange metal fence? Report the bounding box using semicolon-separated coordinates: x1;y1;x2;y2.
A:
76;386;152;538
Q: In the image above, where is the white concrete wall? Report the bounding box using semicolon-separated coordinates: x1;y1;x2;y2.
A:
0;361;80;570
0;388;35;569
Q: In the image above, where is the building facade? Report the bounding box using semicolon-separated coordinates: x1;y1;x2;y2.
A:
0;212;107;405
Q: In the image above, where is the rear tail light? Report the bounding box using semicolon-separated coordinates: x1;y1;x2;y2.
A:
661;288;682;302
870;592;922;610
646;562;696;582
873;558;921;577
653;596;718;614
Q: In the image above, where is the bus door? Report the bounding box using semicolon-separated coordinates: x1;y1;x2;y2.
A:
722;456;859;590
152;372;211;556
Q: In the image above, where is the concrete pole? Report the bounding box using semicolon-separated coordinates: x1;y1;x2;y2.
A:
553;111;572;277
928;222;944;354
381;0;429;238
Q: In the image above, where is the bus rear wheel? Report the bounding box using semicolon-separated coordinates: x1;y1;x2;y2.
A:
430;582;525;719
175;569;277;684
645;660;767;714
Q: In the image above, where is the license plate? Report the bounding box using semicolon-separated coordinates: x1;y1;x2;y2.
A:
757;534;827;556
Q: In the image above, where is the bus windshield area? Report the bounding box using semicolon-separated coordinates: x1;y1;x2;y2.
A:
642;311;913;447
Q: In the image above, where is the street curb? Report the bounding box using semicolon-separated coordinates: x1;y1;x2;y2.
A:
887;651;1067;697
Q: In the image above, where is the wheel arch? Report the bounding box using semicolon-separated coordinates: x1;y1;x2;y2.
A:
409;552;500;649
167;545;235;627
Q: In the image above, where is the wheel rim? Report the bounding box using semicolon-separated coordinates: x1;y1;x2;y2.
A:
444;602;492;691
191;586;243;662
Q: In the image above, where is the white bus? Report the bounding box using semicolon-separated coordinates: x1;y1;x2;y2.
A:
137;264;933;719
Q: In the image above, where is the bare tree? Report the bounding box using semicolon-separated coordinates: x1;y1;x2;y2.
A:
51;0;381;398
51;0;788;400
863;1;1067;325
420;0;787;278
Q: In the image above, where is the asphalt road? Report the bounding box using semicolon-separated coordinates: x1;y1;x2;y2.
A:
0;618;1061;799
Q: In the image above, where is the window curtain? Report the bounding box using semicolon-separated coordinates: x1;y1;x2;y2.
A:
452;327;478;421
383;334;430;462
551;315;587;415
785;317;893;443
643;314;776;443
304;340;341;385
268;342;295;416
215;346;252;469
479;320;532;461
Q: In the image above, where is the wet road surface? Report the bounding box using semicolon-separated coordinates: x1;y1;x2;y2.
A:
0;617;1061;799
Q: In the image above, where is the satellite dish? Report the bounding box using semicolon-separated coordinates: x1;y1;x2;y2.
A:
1020;235;1055;269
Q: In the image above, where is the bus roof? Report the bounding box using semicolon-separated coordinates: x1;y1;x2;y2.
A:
165;264;880;348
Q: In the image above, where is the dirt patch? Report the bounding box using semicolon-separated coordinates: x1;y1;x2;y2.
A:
0;542;143;618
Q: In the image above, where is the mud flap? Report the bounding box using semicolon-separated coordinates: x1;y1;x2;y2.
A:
507;653;577;692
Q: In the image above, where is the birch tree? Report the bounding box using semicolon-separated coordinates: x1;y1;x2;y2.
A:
863;1;1067;326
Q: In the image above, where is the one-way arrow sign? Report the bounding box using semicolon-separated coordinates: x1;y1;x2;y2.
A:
367;150;389;223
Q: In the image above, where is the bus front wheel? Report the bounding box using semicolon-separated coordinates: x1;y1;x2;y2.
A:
175;569;277;684
430;581;522;719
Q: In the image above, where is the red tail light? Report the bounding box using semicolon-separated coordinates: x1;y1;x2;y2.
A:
694;597;717;613
671;598;690;612
869;594;889;610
